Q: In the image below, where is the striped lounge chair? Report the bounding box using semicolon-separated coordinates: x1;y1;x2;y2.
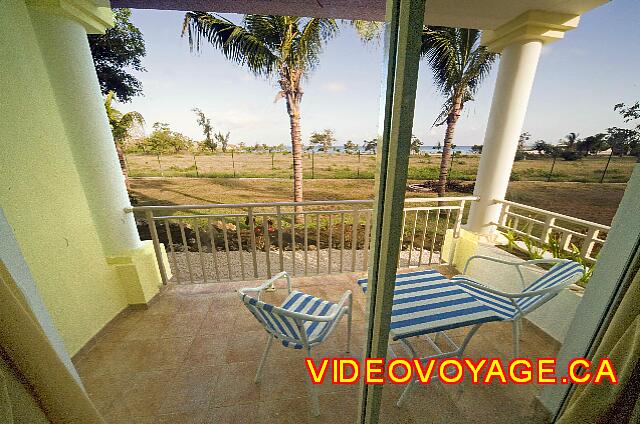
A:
238;271;352;417
356;258;583;407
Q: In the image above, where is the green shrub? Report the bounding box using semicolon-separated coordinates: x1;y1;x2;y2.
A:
560;150;584;161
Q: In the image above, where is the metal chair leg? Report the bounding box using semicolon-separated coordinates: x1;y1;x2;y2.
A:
397;380;418;407
306;347;321;416
512;319;520;358
346;294;353;353
255;335;273;384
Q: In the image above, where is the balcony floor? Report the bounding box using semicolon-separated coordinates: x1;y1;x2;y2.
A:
74;268;558;423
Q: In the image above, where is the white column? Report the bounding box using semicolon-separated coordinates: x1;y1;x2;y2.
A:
465;11;580;235
466;40;543;234
27;8;142;254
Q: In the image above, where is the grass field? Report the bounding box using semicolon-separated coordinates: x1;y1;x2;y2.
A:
125;152;637;183
130;177;626;226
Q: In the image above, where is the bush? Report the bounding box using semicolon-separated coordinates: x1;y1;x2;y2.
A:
560;150;584;161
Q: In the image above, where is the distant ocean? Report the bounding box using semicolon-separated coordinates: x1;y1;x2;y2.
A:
301;145;477;154
418;145;476;154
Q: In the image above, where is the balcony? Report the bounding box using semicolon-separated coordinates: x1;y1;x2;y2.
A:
74;195;608;422
2;1;629;422
74;264;558;423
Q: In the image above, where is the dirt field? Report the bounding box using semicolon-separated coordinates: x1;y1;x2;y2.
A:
129;177;627;226
125;152;637;183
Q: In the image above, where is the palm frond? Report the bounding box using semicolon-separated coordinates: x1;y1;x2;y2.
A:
349;20;384;43
182;12;279;76
420;27;461;95
421;26;497;121
292;18;338;73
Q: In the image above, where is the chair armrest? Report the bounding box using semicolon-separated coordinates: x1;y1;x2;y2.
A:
239;272;292;300
452;276;522;298
326;290;353;319
462;255;522;274
463;256;570;288
452;274;579;299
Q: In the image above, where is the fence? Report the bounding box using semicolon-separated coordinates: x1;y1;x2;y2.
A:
494;199;610;265
128;197;476;284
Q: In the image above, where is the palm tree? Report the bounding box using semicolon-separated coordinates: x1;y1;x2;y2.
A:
562;132;580;149
577;133;607;156
182;13;338;209
420;27;497;196
104;91;144;189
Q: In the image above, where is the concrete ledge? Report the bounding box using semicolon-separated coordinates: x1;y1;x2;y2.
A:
106;240;163;305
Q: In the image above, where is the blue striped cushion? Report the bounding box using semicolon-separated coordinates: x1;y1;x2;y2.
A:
452;260;584;319
356;269;504;340
281;291;339;345
518;260;583;310
241;291;339;349
449;276;517;319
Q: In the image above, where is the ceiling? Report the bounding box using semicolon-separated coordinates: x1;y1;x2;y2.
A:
111;0;609;30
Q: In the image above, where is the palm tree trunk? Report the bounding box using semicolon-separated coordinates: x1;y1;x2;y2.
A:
436;96;462;197
287;100;304;220
115;141;130;190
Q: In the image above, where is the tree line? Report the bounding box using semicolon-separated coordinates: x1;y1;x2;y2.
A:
90;9;638;203
90;10;495;201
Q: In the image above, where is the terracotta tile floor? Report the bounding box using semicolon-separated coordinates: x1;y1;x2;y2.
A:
74;268;556;423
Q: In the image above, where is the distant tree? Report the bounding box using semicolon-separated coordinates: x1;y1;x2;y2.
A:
420;27;497;196
309;129;336;152
183;13;338;207
557;132;584;161
614;101;640;130
577;133;608;156
343;140;359;154
533;140;551;155
410;134;423;154
515;132;530;161
214;131;231;152
562;132;580;149
559;150;583;161
606;127;640;157
103;91;144;188
432;141;442;153
192;108;216;152
613;102;640;161
362;138;378;154
145;122;192;154
470;144;483;154
89;9;146;102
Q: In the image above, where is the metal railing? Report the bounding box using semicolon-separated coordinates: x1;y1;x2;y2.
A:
494;199;610;265
128;196;477;284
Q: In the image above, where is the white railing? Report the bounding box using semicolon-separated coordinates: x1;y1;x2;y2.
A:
128;197;477;284
494;199;610;265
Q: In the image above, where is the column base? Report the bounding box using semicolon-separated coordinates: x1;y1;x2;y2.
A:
106;240;171;306
442;228;481;270
443;228;511;271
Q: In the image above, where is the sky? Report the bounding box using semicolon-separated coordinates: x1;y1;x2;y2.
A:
118;0;640;147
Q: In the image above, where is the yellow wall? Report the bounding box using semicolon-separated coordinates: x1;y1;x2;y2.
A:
0;0;128;355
